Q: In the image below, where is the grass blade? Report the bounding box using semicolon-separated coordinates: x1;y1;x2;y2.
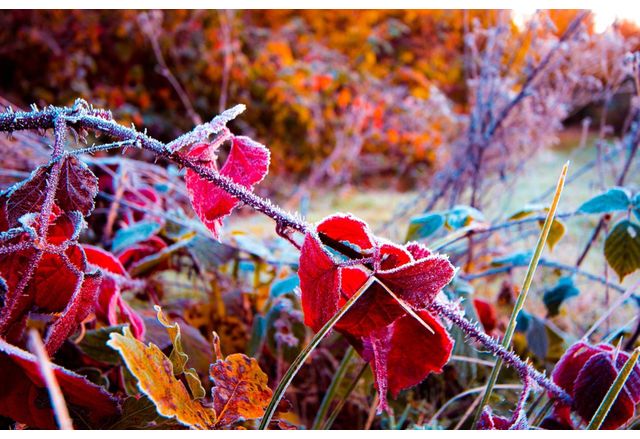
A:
587;347;640;430
472;161;569;426
258;276;375;429
322;362;369;430
311;346;356;429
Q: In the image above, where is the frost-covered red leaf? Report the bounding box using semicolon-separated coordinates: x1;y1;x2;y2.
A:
0;338;119;429
297;213;455;411
5;155;98;227
298;232;341;332
83;244;145;338
55;155;99;216
186;136;270;239
551;341;640;429
210;353;273;427
0;198;107;353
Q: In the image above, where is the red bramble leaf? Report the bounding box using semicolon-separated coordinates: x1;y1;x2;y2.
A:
473;298;497;333
5;155;98;227
551;341;640;429
83;244;145;339
186;136;270;239
0;338;119;429
297;214;455;411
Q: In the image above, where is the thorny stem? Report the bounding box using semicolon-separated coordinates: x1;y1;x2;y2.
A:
38;116;66;238
429;300;571;404
1;102;571;424
0;103;308;236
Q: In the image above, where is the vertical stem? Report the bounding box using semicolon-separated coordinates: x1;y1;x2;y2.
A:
322;362;369;430
312;346;356;429
472;162;568;426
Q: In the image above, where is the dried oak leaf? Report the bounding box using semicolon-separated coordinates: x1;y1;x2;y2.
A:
107;326;216;429
185;136;270;239
210;353;273;428
0;338;119;429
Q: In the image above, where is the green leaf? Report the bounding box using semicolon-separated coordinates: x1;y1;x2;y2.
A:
445;205;484;230
578;187;631;214
112;220;161;253
186;235;238;270
77;325;127;364
269;275;300;298
543;276;579;316
491;251;532;267
405;213;445;241
633;193;640;222
604;220;640;281
526;316;549;360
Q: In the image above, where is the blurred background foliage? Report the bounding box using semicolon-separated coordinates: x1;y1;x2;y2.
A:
3;10;638;185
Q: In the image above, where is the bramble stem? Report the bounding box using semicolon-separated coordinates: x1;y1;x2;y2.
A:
429;301;571;404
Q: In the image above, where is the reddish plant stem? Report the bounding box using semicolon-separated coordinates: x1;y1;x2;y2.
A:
429;300;571;404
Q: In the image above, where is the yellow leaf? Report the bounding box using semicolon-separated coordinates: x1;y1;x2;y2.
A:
107;327;216;429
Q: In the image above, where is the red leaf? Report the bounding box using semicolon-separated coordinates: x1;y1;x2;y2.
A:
377;254;455;309
5;165;49;226
55;155;99;217
573;352;635;429
0;338;119;428
552;341;640;429
117;236;167;270
361;325;393;413
316;214;374;252
186;136;270;239
297;214;456;412
552;341;601;397
336;275;404;337
386;310;453;396
83;244;145;339
377;241;412;270
30;247;85;312
5;156;98;227
473;298;497;333
298;232;340;332
44;271;102;355
478;406;512;430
